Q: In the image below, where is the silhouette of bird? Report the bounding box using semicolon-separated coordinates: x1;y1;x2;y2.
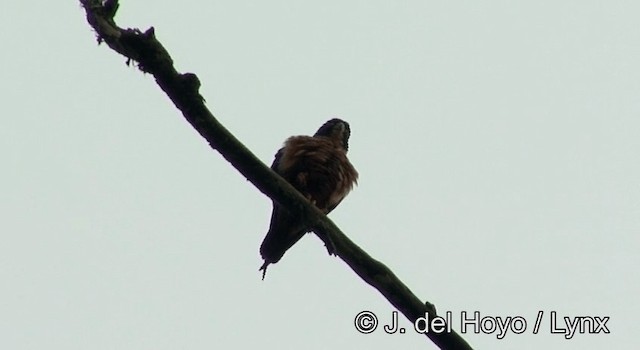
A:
259;118;358;279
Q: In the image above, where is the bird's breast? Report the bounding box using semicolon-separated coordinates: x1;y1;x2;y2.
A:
277;136;358;212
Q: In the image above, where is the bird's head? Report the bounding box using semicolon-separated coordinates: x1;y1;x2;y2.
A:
314;118;351;151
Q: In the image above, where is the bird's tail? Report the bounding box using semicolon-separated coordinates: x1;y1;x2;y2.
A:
259;206;308;279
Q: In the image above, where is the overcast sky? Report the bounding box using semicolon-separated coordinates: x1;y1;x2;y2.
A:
2;1;638;349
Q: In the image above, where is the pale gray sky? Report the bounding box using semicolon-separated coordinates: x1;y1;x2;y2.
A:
2;1;638;349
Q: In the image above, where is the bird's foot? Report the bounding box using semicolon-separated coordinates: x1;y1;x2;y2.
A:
318;230;337;256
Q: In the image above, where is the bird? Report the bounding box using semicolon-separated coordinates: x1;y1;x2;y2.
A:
259;118;358;279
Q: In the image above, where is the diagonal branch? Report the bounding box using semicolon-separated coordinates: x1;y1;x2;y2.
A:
79;1;473;349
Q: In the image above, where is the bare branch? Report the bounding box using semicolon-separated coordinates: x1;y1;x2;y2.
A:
79;1;473;349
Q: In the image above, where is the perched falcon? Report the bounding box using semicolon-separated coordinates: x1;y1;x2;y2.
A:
259;118;358;278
